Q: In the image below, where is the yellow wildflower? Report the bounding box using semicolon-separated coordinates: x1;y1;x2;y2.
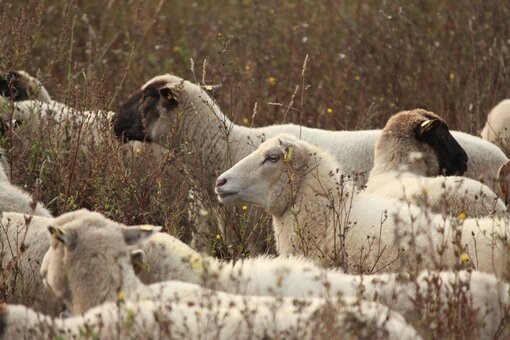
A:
215;234;221;240
459;253;470;264
172;46;181;53
242;117;249;125
354;75;360;81
135;148;141;155
242;205;248;211
449;72;455;81
457;212;466;220
326;107;333;114
267;76;277;86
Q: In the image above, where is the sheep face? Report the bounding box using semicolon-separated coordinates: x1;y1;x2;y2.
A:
216;135;310;216
0;71;30;101
379;109;468;176
114;77;179;143
40;210;160;314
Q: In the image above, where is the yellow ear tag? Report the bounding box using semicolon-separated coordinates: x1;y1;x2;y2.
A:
284;146;293;162
420;119;433;128
203;85;214;91
140;225;156;231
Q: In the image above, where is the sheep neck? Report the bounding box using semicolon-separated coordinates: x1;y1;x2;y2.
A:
272;153;349;261
70;255;143;315
178;85;259;176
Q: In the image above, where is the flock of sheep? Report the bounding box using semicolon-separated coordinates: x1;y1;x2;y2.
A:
1;70;510;338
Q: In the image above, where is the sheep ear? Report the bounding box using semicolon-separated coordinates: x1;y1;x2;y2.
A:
122;225;162;245
131;249;148;272
48;226;74;246
416;119;441;136
159;87;178;104
497;160;510;205
283;142;309;170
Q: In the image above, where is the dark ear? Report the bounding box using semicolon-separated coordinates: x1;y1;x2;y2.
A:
0;76;9;97
159;87;178;104
122;225;162;246
48;226;75;246
415;119;442;137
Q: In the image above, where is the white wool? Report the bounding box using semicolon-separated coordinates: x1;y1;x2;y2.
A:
481;99;510;156
35;209;419;339
132;74;508;192
365;109;506;217
216;135;510;276
136;231;508;338
119;74;508;253
0;182;51;218
1;289;419;340
0;213;62;316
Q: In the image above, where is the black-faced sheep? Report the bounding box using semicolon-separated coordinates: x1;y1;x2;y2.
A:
365;109;506;217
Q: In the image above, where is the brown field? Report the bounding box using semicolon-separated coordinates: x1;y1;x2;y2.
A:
1;0;510;338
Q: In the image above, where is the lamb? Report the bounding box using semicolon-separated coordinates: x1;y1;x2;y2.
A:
0;213;63;316
215;134;510;276
365;109;506;217
31;209;419;339
481;99;510;156
133;231;509;338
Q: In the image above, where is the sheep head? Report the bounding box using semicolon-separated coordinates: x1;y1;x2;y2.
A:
113;74;182;143
376;108;468;176
40;209;161;315
0;70;51;102
215;134;311;216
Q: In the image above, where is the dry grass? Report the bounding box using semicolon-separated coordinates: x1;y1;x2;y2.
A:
0;0;510;338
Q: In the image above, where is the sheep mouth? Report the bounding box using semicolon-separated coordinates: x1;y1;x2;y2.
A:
216;191;239;202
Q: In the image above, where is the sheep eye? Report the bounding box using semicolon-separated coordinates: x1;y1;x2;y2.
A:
265;154;280;164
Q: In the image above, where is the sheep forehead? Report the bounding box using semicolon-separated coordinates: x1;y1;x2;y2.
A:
385;109;445;134
258;134;304;154
54;213;125;242
141;74;183;90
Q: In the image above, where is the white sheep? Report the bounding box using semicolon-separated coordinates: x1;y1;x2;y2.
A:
113;74;508;253
0;213;62;316
0;181;51;218
215;134;510;276
113;74;508;193
481;99;510;156
1;289;420;340
365;109;506;217
133;231;509;338
32;209;418;339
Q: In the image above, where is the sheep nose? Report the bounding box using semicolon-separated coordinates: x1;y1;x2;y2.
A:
216;177;227;187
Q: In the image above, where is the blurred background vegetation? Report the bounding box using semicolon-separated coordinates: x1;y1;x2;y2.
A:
2;0;509;130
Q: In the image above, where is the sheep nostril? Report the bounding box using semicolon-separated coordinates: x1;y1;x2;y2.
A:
216;177;227;187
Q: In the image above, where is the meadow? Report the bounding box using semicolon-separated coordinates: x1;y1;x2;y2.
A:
1;1;510;338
